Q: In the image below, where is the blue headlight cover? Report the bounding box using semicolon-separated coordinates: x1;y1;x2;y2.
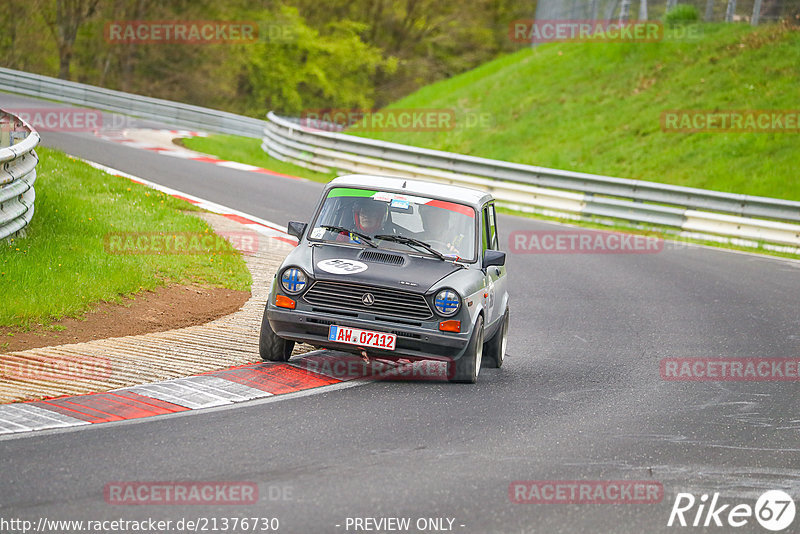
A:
280;267;308;294
434;289;460;316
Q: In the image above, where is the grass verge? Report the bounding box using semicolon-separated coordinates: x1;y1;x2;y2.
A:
179;134;335;183
356;23;800;201
0;147;252;329
183;25;800;201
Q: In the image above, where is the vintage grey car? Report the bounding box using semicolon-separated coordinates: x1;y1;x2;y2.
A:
259;175;509;383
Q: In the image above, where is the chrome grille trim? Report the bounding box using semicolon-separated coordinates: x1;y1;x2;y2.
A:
304;280;433;320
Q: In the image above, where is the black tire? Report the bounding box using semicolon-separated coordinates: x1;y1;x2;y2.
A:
450;316;484;383
484;309;509;368
259;304;295;362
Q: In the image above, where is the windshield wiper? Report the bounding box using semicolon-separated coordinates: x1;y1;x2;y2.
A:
374;234;448;261
320;225;378;247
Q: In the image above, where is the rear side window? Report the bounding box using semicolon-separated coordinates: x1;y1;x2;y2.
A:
486;203;498;250
481;206;489;252
483;203;498;251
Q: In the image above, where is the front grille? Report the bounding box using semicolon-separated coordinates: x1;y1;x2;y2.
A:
307;317;335;325
374;316;422;327
304;281;432;320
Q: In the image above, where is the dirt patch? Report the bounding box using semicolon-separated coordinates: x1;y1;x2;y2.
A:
1;284;250;353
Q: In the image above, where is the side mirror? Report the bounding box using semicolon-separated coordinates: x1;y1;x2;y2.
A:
287;221;307;240
482;249;506;269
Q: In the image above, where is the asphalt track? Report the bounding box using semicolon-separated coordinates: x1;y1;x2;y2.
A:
1;93;799;533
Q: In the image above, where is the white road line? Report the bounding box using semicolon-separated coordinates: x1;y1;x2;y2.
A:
0;404;89;434
216;161;262;172
125;382;232;409
76;158;294;236
158;150;197;159
166;375;273;402
0;379;371;442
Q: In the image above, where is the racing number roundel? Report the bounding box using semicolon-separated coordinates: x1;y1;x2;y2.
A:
316;259;369;275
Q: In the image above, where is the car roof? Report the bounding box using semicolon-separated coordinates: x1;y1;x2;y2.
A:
327;175;492;207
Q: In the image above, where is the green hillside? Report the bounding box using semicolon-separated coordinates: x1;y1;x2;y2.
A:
357;23;800;201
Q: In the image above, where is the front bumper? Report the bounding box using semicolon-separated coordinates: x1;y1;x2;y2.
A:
267;306;472;361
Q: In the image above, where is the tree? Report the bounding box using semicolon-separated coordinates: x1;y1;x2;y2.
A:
752;0;763;24
620;0;632;22
243;7;394;116
39;0;101;79
725;0;737;21
704;0;714;21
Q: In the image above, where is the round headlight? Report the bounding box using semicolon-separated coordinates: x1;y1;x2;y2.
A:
434;289;461;316
280;267;308;294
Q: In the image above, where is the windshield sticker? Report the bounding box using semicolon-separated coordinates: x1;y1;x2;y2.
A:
317;259;368;275
427;199;475;218
324;187;472;217
327;188;436;205
390;199;410;209
373;192;394;202
310;227;326;239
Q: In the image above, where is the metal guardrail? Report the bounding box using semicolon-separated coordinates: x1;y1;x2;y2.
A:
262;112;800;248
0;67;796;248
0;67;267;138
0;109;39;240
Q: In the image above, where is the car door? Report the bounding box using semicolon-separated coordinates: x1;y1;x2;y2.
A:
482;202;506;330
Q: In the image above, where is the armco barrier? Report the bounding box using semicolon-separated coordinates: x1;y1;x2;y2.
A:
261;112;800;248
0;67;266;138
0;110;39;240
0;66;796;248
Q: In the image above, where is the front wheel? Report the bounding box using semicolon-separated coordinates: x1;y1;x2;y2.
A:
450;316;484;383
484;309;509;368
259;304;294;362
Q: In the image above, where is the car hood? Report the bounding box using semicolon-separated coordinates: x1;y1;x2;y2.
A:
311;245;462;293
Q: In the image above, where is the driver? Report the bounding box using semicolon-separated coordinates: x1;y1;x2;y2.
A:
354;200;388;234
336;199;396;243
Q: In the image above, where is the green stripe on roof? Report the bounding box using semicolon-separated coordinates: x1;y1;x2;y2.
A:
326;187;377;198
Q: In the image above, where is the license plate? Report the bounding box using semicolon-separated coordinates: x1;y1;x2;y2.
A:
328;325;396;351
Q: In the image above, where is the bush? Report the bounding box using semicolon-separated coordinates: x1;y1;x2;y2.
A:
665;4;700;26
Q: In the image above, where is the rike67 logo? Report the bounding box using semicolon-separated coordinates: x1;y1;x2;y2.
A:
668;490;795;531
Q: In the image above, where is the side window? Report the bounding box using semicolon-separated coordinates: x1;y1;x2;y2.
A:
487;204;498;250
481;206;489;252
489;204;500;250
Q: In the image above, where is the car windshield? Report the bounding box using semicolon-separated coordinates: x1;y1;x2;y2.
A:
308;187;476;261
